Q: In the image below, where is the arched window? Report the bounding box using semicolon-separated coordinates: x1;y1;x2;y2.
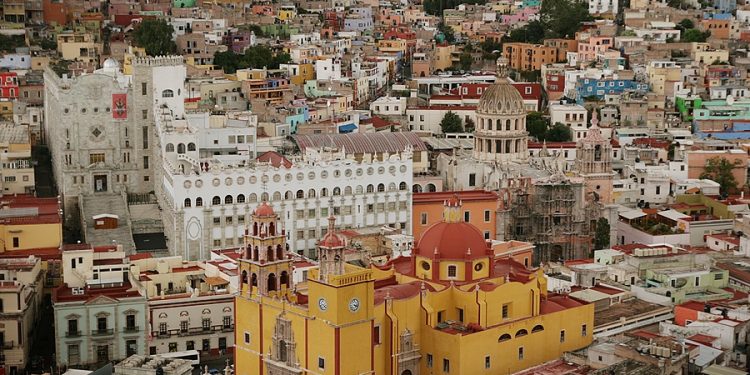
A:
241;270;248;284
506;119;511;131
266;246;274;261
162;89;174;98
487;118;493;131
356;185;364;194
225;195;233;204
272;192;281;200
249;193;257;203
195;197;203;207
184;198;191;207
166;143;175;152
333;187;341;196
320;188;328;197
427;183;437;192
377;183;385;192
177;143;186;154
388;183;396;191
515;329;528;338
187;143;196;151
367;185;375;193
261;192;269;201
237;194;245;203
594;145;602;161
531;325;544;333
285;191;293;200
280;271;289;288
413;184;423;193
498;334;512;342
296;190;304;199
399;182;407;190
212;196;221;205
344;186;352;195
251;273;257;286
308;189;316;198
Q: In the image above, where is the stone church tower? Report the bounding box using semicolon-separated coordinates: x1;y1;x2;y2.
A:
575;111;615;204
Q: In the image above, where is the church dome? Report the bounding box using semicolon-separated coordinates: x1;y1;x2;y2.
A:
415;221;489;260
319;216;345;248
254;202;275;217
414;196;490;260
477;58;525;116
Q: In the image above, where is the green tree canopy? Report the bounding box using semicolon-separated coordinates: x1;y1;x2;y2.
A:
545;122;573;142
682;29;711;43
437;23;456;44
440;111;464;133
457;52;473;70
700;157;739;195
213;46;292;74
539;0;592;39
526;112;549;140
677;18;695;30
505;20;546;44
594;218;610;250
0;35;26;53
132;19;177;56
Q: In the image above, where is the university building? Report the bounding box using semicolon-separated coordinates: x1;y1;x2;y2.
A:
235;198;594;375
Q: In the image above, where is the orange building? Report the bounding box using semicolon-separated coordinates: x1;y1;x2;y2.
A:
503;43;559;71
412;190;499;242
701;19;730;39
544;39;579;62
687;150;748;187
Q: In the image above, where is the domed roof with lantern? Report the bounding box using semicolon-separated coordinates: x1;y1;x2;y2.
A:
413;195;492;261
476;57;526;116
253;201;276;217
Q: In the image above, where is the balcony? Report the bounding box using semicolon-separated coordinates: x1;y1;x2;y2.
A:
91;328;114;336
66;331;81;338
123;326;139;333
177;325;230;337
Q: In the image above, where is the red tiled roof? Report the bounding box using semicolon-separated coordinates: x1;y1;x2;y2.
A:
688;333;718;347
0;247;61;261
172;265;203;273
257;151;292;168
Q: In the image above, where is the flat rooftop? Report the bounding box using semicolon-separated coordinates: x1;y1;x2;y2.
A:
595;298;666;327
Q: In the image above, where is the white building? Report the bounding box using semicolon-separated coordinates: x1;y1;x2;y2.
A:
589;0;619;15
370;96;407;116
315;57;342;81
155;103;414;259
0;256;43;374
406;105;477;134
549;103;590;141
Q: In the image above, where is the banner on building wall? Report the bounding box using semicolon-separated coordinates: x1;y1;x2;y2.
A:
112;93;127;119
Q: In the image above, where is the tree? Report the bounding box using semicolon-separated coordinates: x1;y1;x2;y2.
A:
526;112;549;140
504;20;546;44
545;122;573;142
594;218;610;250
132;19;177;56
213;46;292;74
677;18;694;31
437;23;455;44
464;117;476;132
440;111;464;133
700;157;740;195
0;35;25;53
682;29;710;43
539;0;592;39
50;59;71;77
458;52;473;70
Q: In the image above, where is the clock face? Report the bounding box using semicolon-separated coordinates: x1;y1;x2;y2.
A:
348;298;360;312
318;298;328;311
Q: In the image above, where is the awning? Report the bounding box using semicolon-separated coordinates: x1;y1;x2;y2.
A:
619;210;646;220
205;276;229;286
338;123;357;133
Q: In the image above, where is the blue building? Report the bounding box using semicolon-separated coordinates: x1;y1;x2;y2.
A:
576;77;649;103
694;122;750;140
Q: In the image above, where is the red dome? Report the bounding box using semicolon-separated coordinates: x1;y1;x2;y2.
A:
320;232;344;248
254;202;275;217
415;221;489;260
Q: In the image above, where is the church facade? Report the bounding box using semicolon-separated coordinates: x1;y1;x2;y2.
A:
234;199;595;375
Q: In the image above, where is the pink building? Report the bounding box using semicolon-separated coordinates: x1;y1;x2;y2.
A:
500;7;539;25
577;36;614;63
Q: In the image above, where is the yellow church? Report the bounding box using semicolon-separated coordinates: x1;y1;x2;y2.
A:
235;197;594;375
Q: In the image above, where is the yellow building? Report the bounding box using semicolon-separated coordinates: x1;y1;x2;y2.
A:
122;46;146;75
235;199;594;375
0;195;61;253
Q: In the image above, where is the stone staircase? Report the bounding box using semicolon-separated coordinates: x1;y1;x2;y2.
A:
80;193;136;253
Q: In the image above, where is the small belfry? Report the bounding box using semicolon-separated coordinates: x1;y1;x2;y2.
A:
317;215;346;280
239;200;293;299
575;110;615;204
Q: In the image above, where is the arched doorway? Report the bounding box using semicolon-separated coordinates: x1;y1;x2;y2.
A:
267;273;277;291
401;370;412;375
